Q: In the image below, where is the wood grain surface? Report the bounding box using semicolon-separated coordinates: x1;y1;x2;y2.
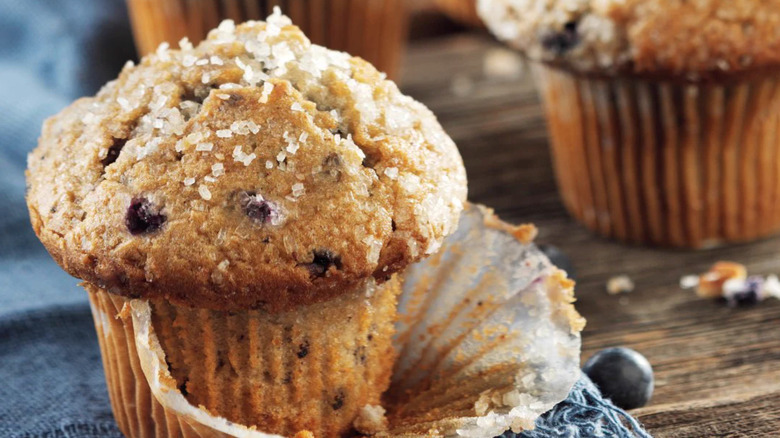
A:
400;32;780;437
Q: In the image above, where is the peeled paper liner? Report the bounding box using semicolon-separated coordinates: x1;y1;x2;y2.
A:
126;203;584;438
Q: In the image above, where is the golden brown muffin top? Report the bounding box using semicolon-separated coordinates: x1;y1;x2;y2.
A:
479;0;780;81
26;11;467;312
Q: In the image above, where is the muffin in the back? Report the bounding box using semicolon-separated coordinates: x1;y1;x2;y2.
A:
480;0;780;248
125;0;409;78
435;0;484;28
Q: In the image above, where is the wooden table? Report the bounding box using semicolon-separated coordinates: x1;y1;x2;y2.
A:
400;31;780;437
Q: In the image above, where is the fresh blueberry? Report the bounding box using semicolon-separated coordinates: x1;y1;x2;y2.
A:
538;244;576;280
125;197;166;235
300;249;342;279
730;290;759;306
582;347;653;410
540;21;580;55
721;276;765;307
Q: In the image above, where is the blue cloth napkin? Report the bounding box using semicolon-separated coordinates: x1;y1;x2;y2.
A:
0;1;651;436
0;0;136;318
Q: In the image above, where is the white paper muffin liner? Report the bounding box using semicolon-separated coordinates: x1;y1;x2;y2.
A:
94;203;583;437
384;203;583;437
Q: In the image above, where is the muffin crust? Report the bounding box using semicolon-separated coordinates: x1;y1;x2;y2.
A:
26;11;467;312
479;0;780;80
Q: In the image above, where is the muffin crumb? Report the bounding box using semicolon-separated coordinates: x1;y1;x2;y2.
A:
353;404;388;435
606;275;634;295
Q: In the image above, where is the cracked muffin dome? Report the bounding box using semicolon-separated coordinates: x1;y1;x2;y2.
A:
479;0;780;81
26;10;467;312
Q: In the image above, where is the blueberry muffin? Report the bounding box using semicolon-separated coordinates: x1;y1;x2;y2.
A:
434;0;483;28
480;0;780;247
26;11;466;437
126;1;409;79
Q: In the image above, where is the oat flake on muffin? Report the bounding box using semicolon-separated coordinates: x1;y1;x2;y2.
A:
26;9;467;312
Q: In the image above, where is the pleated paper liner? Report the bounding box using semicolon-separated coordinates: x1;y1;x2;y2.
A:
125;0;408;79
533;63;780;248
87;203;584;437
433;0;483;28
88;275;400;438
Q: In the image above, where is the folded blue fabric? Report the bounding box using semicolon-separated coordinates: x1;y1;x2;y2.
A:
0;305;122;438
0;0;136;318
0;0;650;436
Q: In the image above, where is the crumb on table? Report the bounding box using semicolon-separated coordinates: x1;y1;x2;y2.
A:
607;275;634;295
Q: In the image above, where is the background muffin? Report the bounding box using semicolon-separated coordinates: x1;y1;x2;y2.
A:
479;0;780;248
126;0;409;79
26;11;466;437
434;0;483;28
